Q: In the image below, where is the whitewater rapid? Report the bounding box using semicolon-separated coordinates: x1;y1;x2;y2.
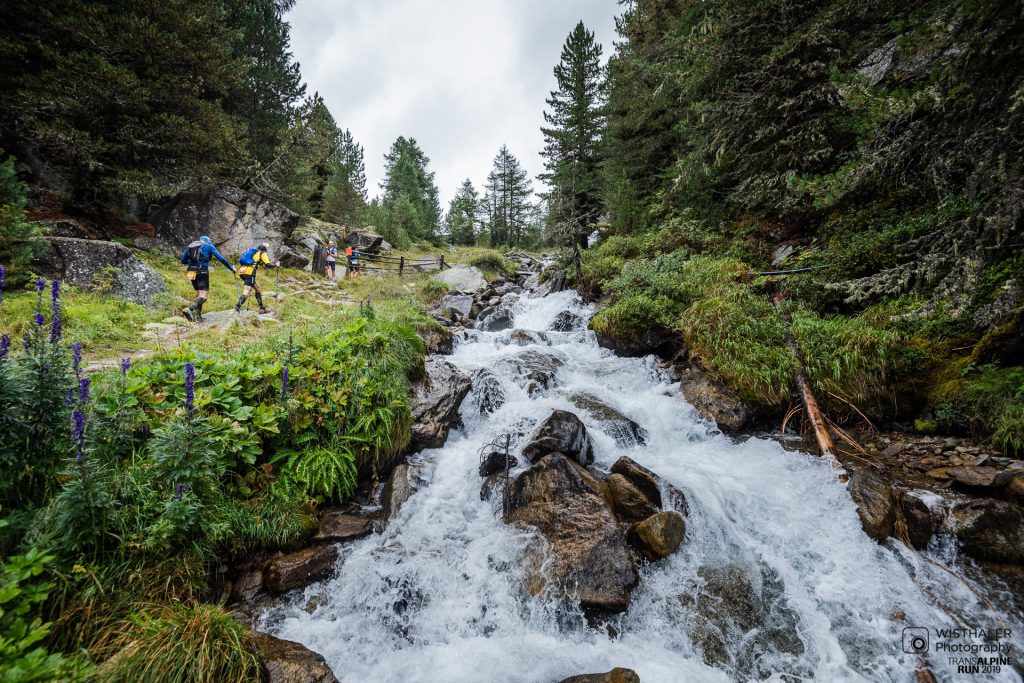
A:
260;290;1022;682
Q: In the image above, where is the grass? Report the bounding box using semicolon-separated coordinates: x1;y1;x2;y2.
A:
95;603;260;683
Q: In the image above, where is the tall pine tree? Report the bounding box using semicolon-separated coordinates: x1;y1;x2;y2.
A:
484;145;535;248
380;137;441;246
445;179;481;245
321;129;368;226
540;21;606;247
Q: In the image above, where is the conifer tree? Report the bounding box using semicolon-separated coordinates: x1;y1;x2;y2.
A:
484;146;535;248
322;129;368;226
540;21;606;246
380;137;441;245
445;179;481;245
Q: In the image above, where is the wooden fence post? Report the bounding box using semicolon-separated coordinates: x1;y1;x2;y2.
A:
399;256;404;275
439;254;445;271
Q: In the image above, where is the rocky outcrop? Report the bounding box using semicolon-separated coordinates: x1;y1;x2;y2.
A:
507;453;638;613
312;510;376;544
557;669;641;683
432;265;486;292
945;498;1024;564
626;510;686;561
847;468;896;542
677;363;751;433
250;632;339;683
264;546;339;596
31;237;166;305
408;358;471;452
151;184;299;257
569;393;648;447
521;410;595;465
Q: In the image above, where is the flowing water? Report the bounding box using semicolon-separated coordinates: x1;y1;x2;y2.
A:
260;289;1022;682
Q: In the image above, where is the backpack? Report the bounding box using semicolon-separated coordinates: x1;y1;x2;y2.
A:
185;241;204;266
239;246;259;265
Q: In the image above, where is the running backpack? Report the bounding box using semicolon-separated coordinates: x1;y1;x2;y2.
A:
239;246;259;265
185;241;204;266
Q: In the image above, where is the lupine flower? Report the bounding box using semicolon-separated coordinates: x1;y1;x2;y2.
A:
121;357;131;377
0;265;5;305
71;341;83;380
78;377;90;404
65;386;75;406
71;409;86;459
0;334;10;360
49;281;62;342
174;483;192;500
281;367;289;397
33;312;45;327
34;277;45;294
184;363;195;416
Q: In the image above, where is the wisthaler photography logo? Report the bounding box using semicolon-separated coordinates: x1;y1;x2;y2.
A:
903;627;929;654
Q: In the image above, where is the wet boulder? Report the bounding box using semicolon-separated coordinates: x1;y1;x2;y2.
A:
479;450;518;477
945;498;1024;564
847;468;896;542
557;669;640;683
899;491;938;550
683;564;805;677
677;363;751;433
550;310;585;332
594;326;677;359
470;368;506;415
946;465;1012;492
474;305;514;332
569;393;648;447
627;510;686;561
494;350;564;396
312;510;376;544
418;325;454;355
507;453;639;613
521;410;594;465
610;457;689;514
250;632;339;683
382;463;420;521
606;474;660;524
264;546;339;596
31;237;167;306
408;358;471;452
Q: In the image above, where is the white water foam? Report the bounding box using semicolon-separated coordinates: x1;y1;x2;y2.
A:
260;289;1022;682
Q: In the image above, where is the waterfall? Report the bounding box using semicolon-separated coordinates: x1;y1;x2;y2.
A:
259;289;1022;683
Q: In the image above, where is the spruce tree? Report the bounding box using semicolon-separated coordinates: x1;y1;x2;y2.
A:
445;179;481;245
322;129;368;226
484;146;535;248
380;137;441;244
540;21;606;247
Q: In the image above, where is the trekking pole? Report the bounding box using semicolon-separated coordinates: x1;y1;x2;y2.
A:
275;266;280;301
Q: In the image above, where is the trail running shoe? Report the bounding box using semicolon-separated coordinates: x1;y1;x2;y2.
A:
182;308;194;322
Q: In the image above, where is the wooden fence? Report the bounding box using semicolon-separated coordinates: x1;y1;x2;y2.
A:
311;244;449;276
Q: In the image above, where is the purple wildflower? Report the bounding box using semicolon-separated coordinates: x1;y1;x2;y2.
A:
78;377;90;404
33;312;45;327
0;264;5;304
184;363;195;416
0;334;10;360
50;279;60;304
34;277;45;294
66;386;75;406
174;483;192;500
281;367;289;398
71;408;86;459
71;341;83;380
120;357;131;377
49;281;62;343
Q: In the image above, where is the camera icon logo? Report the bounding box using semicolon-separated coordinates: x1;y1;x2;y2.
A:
902;627;929;654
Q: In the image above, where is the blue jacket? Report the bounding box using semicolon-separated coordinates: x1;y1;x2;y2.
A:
181;242;233;271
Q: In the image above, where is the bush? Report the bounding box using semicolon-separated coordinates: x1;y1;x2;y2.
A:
0;152;44;283
681;290;794;405
95;603;259;683
271;445;358;503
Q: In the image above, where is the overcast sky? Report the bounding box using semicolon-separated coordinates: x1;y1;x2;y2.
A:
286;0;620;208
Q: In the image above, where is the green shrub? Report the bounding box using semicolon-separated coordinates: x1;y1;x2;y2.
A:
421;279;449;302
681;290;794;405
591;293;679;343
0;545;87;681
271;446;358;503
96;603;259;683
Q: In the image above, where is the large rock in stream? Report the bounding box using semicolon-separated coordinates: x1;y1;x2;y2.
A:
263;546;339;596
432;265;486;292
250;632;339;683
627;510;686;561
945;498;1024;564
521;410;594;465
493;349;564;396
557;669;640;683
408;358;471;452
569;393;648;447
677;363;752;433
507;453;638;613
847;467;896;542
